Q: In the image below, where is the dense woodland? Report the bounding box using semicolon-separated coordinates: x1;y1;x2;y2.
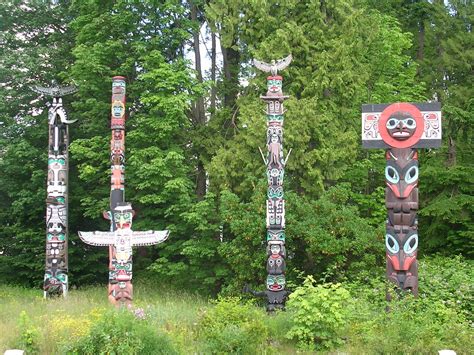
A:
0;0;472;296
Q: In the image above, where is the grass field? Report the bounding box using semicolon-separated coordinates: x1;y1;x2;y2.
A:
1;259;472;355
0;284;213;354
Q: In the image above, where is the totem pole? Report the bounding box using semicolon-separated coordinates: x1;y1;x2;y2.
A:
362;102;441;297
78;77;169;307
31;82;78;298
246;55;292;311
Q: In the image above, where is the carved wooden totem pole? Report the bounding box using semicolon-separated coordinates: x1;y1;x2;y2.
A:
362;102;441;297
246;55;292;311
31;82;78;298
78;77;169;307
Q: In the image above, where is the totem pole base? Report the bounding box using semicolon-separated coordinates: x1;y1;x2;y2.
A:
244;285;290;312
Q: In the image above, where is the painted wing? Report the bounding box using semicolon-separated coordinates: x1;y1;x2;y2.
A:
31;85;77;97
131;230;170;246
253;59;272;73
78;231;115;246
275;54;292;71
57;85;78;97
31;85;55;96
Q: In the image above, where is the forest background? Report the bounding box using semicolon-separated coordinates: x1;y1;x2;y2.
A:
0;0;472;298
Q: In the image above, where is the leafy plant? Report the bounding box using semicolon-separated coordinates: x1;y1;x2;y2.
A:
65;309;178;355
286;276;351;350
197;297;268;354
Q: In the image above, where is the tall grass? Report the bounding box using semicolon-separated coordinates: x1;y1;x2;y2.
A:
0;255;472;354
0;283;208;354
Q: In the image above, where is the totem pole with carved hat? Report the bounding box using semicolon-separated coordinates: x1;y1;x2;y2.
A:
31;81;77;298
362;102;441;297
78;77;169;307
245;55;292;311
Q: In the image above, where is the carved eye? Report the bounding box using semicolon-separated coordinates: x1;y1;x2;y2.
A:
404;234;418;254
386;118;399;129
405;166;418;184
385;233;399;254
403;118;416;129
276;259;282;266
268;259;275;266
385;166;399;184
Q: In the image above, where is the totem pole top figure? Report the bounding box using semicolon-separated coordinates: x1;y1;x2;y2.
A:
31;81;78;126
362;102;441;149
254;55;292;100
253;54;293;76
31;80;78;99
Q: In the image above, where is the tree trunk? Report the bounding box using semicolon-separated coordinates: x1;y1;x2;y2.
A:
221;43;240;109
191;1;207;199
447;136;456;167
210;30;216;113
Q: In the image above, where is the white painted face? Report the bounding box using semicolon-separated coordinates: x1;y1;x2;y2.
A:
114;204;134;230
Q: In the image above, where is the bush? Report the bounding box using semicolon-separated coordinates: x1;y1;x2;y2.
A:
65;309;178;355
418;255;473;319
286;276;351;350
197;297;268;354
345;296;473;354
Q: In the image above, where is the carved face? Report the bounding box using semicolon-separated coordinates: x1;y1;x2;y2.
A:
267;241;286;258
385;150;418;199
114;234;132;266
113;204;134;230
47;232;66;242
267;255;286;274
267;230;285;242
267;168;284;186
267;78;282;94
385;112;417;141
46;205;67;233
48;157;67;194
112;100;125;118
44;270;67;294
266;274;286;291
268;186;283;199
386;227;418;272
267;127;282;141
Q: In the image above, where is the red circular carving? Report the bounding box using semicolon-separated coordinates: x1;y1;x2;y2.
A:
379;103;424;148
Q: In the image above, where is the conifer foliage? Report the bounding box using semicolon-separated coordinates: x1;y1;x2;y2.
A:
0;0;472;290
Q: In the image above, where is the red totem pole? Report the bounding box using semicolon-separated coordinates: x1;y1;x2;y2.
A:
362;102;441;297
246;55;292;311
79;77;169;307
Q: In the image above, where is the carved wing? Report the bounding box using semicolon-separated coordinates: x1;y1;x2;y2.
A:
31;85;77;97
275;54;292;71
253;59;272;73
131;230;170;246
78;231;115;246
58;85;78;97
31;85;54;96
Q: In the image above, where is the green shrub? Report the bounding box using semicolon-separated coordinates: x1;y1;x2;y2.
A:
418;255;473;319
65;309;178;355
197;297;268;354
345;296;473;354
286;276;351;350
